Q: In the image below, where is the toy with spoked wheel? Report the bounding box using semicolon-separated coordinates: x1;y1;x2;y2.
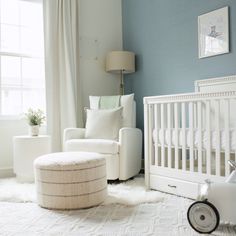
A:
187;160;236;234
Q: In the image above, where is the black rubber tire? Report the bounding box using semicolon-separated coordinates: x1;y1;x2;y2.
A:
187;200;220;234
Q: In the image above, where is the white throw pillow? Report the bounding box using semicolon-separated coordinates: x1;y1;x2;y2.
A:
89;94;134;127
85;107;123;140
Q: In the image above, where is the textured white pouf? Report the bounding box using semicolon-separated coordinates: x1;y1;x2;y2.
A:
34;152;107;210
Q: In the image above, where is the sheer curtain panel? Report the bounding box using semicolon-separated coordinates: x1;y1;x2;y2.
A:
43;0;83;151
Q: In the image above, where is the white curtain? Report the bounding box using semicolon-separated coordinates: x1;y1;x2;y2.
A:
43;0;83;151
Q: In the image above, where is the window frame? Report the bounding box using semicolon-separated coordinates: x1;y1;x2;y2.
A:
0;0;45;120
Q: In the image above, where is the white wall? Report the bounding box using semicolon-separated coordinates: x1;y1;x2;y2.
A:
0;0;123;176
79;0;122;108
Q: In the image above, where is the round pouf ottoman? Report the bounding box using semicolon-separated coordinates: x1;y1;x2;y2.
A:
34;152;107;210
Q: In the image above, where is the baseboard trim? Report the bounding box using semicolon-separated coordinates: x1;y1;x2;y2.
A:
0;167;14;178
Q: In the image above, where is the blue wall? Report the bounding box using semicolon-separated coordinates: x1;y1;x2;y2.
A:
122;0;236;130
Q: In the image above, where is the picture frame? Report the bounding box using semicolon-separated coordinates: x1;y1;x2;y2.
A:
198;6;229;59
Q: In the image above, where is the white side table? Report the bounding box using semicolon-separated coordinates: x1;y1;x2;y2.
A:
13;135;51;182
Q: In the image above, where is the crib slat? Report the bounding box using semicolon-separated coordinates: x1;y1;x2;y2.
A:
215;100;221;176
224;99;230;176
234;99;236;161
206;100;211;175
235;99;236;165
181;102;186;171
189;102;194;172
144;103;150;188
193;102;198;165
167;103;172;168
161;104;165;167
154;104;159;166
197;102;202;173
148;105;154;165
174;103;179;169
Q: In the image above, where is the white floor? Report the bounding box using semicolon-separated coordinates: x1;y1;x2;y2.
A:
0;177;235;236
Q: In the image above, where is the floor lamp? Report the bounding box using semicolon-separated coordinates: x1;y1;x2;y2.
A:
106;51;135;95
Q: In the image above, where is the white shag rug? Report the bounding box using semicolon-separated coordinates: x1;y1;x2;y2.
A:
1;176;235;235
0;175;164;206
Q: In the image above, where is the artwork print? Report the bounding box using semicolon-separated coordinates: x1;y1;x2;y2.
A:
198;7;229;58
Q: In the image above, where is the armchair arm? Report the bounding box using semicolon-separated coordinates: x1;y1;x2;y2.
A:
63;128;86;151
119;127;142;180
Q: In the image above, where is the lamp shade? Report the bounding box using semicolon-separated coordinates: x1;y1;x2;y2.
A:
106;51;135;74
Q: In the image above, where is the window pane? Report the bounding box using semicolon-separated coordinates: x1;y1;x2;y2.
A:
0;0;45;116
21;27;44;55
22;58;45;87
1;56;21;86
22;89;45;112
22;78;45;89
1;88;22;115
20;0;43;28
0;0;20;25
1;24;20;53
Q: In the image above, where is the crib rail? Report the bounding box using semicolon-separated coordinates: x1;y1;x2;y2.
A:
144;91;236;185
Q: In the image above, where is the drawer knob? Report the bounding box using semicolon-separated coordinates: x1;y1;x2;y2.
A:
168;184;177;188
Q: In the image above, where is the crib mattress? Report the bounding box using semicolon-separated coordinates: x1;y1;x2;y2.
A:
152;129;236;151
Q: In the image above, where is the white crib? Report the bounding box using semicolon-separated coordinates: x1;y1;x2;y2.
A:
144;75;236;199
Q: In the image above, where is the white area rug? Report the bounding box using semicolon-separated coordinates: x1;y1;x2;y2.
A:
0;176;235;235
0;195;235;235
0;178;36;203
0;175;163;206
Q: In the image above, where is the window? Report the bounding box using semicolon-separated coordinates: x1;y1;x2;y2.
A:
0;0;45;117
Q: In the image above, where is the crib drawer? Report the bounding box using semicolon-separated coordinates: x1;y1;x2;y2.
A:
150;174;200;199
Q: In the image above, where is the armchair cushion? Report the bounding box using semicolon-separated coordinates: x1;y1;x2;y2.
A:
89;94;134;127
85;107;122;140
65;139;119;154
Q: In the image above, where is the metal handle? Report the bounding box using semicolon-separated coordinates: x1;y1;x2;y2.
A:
228;160;236;169
168;184;177;188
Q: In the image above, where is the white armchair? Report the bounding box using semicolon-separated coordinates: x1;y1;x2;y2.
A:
63;94;142;180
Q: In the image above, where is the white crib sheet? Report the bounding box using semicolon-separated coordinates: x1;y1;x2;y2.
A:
152;129;236;151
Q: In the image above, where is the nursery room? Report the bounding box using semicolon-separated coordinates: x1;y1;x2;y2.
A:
0;0;236;235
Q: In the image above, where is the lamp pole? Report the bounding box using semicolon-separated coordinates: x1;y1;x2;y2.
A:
120;70;124;95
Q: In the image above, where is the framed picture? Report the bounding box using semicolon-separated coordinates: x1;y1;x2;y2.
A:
198;6;229;59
